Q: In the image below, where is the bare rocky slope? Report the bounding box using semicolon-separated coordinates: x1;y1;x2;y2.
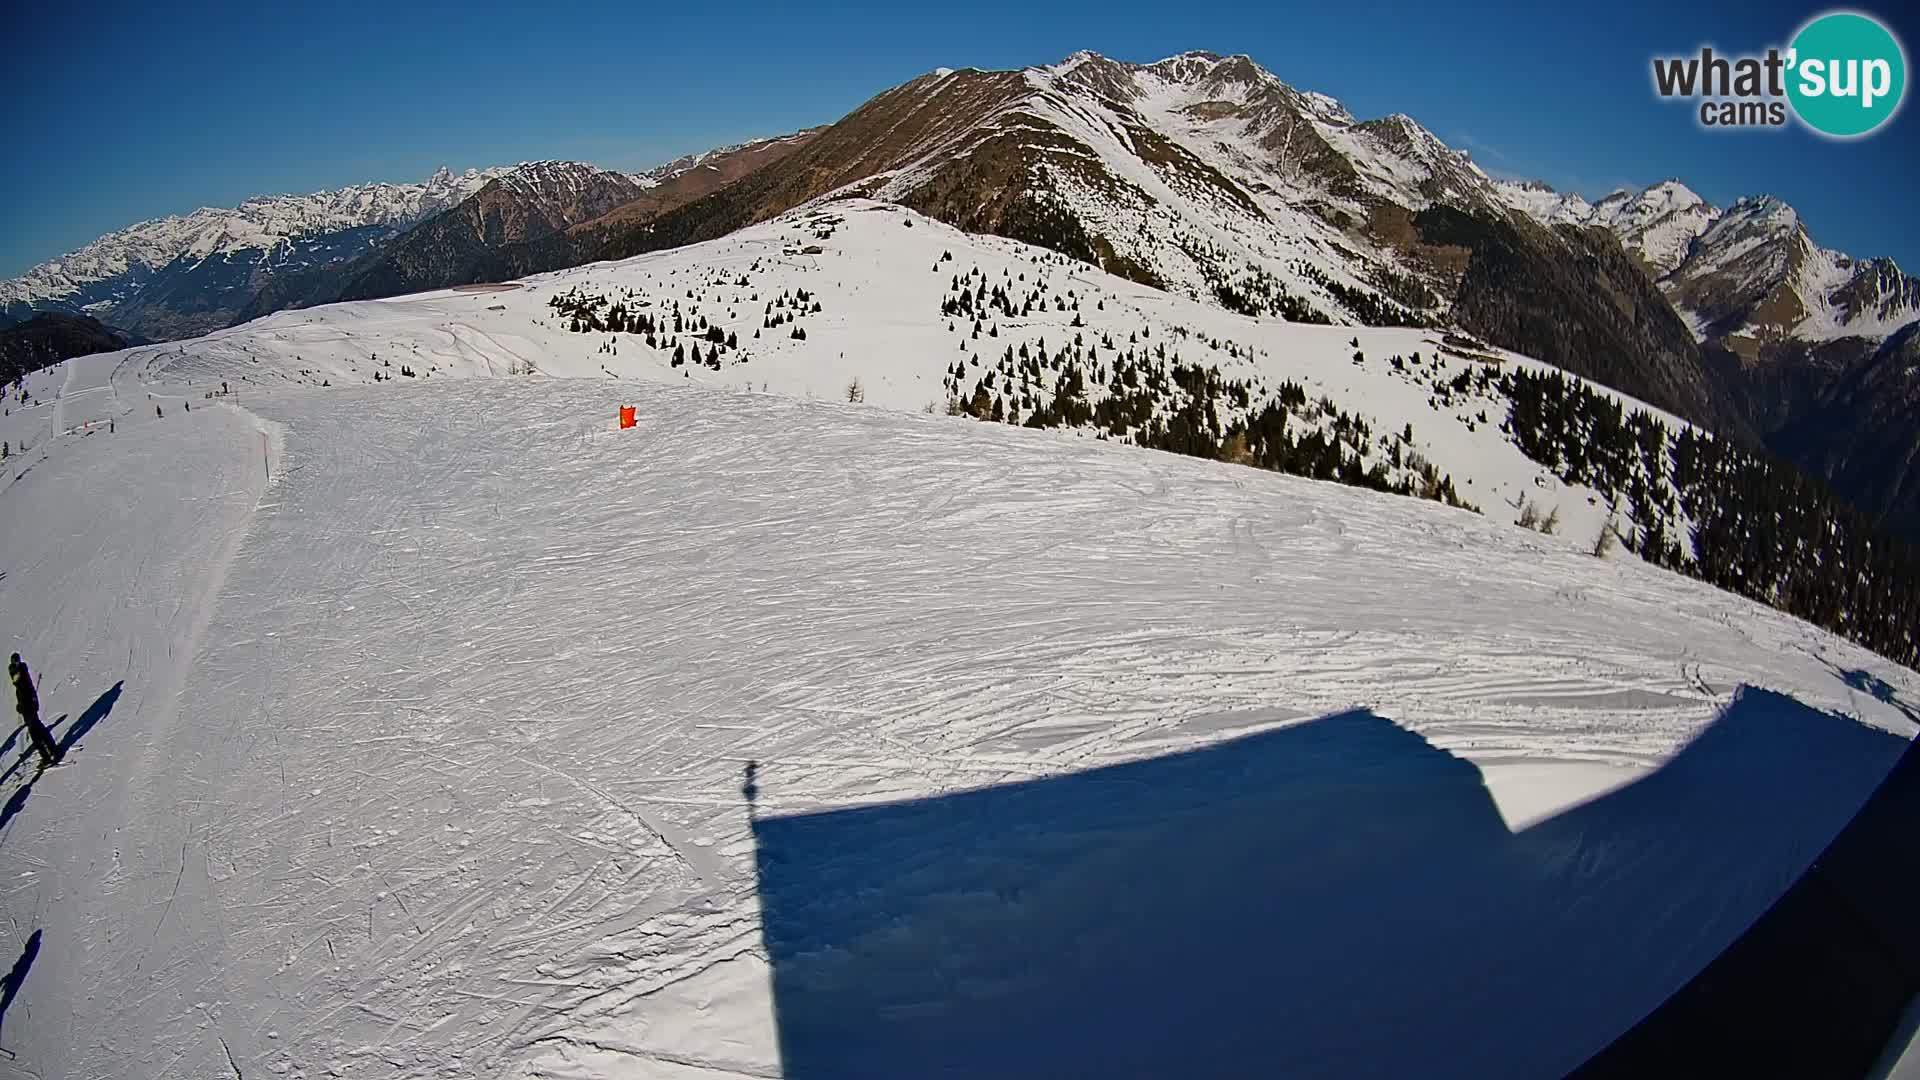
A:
337;137;818;301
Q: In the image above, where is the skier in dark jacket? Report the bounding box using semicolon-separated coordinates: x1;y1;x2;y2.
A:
8;654;60;768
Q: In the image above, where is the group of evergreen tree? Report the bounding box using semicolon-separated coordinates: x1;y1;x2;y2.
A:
930;265;1474;511
1502;367;1919;668
939;262;1091;324
951;317;1912;666
549;283;785;370
763;288;820;339
1294;264;1432;328
943;317;1474;513
670;341;729;371
1208;264;1330;324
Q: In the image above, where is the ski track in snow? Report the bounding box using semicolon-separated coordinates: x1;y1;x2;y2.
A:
0;223;1917;1078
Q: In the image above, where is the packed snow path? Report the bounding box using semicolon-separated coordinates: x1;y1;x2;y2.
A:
0;351;269;1075
0;367;1914;1078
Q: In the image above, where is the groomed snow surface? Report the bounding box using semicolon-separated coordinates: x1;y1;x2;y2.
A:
2;206;1918;1079
147;200;1693;553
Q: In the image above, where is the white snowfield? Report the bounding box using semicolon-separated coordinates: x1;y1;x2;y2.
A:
153;200;1687;551
0;203;1917;1079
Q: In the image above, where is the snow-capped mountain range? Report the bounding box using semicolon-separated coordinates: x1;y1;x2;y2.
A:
0;160;679;340
3;49;1916;530
1;166;504;311
1494;178;1920;348
1490;179;1719;279
335;133;821;303
8;49;1911;361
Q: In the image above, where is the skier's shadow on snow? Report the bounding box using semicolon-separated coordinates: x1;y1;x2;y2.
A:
1821;656;1920;726
0;929;39;1039
748;689;1916;1080
0;682;126;812
0;781;30;836
51;680;121;754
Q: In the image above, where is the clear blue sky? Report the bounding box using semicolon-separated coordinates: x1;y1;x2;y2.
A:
4;0;1915;278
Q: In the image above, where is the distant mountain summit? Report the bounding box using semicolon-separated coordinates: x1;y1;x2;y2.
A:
0;139;830;340
337;135;817;301
1584;180;1717;278
0;167;508;338
1664;195;1920;346
320;161;650;305
1496;180;1920;348
0;152;820;341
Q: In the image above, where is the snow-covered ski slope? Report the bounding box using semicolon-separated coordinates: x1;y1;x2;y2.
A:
151;199;1686;551
0;202;1917;1078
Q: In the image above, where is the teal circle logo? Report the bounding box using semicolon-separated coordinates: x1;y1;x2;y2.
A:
1787;11;1907;137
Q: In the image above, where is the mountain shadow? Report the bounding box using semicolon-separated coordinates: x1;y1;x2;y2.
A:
0;314;129;385
747;687;1909;1079
1572;705;1920;1079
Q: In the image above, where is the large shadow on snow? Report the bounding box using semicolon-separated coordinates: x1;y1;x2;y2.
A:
1572;705;1920;1079
0;929;40;1041
0;780;31;837
747;688;1915;1079
0;727;21;786
52;680;122;754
